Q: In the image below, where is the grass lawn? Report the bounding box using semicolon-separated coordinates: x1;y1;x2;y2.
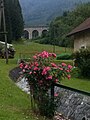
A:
13;42;90;92
61;78;90;92
0;41;90;119
0;59;49;120
13;42;73;59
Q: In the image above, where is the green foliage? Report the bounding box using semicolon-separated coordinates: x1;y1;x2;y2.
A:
37;95;56;118
10;0;24;40
20;0;90;26
14;42;90;92
48;2;90;47
73;49;90;78
34;37;52;45
0;0;24;43
54;60;73;66
56;53;72;60
71;67;81;78
0;59;42;120
20;51;72;118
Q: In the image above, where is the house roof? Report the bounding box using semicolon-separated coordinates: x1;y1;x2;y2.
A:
67;18;90;36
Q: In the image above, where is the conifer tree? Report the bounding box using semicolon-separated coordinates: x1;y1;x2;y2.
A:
0;0;24;43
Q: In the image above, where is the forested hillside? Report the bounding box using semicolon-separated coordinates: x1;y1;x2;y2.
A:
19;0;90;26
37;3;90;48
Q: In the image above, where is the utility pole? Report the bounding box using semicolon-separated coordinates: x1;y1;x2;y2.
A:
0;0;8;64
53;26;55;53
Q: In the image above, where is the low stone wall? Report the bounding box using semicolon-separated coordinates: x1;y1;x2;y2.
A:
9;67;21;82
9;67;90;120
56;87;90;120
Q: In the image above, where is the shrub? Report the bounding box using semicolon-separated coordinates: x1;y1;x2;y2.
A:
34;37;51;45
54;60;73;66
56;53;72;60
73;49;90;78
19;51;72;118
71;67;81;78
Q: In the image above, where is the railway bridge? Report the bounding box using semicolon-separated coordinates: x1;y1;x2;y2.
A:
23;26;49;39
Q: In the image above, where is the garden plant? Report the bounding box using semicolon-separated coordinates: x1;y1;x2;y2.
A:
19;51;72;118
73;49;90;78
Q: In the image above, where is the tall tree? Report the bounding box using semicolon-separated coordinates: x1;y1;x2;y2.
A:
10;0;24;40
0;0;24;43
49;2;90;47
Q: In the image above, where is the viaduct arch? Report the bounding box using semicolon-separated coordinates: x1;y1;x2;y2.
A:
23;26;49;39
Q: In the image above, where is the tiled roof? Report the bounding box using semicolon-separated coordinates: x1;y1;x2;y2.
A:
67;18;90;36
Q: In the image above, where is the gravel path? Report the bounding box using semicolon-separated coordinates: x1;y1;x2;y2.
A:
54;112;70;120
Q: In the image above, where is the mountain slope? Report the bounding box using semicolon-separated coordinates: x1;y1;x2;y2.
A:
19;0;90;26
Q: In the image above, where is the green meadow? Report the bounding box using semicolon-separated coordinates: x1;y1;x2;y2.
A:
0;41;90;119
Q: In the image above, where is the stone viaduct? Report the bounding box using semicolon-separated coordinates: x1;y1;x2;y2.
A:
23;26;49;39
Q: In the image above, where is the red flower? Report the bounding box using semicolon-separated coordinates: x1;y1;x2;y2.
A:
66;69;70;73
29;72;32;74
54;93;58;97
67;74;71;79
52;53;56;58
59;67;63;71
42;67;51;75
51;63;57;67
54;79;58;83
68;65;72;69
24;64;28;69
33;55;37;59
34;62;39;67
47;76;52;80
19;63;24;68
34;67;38;71
62;63;66;66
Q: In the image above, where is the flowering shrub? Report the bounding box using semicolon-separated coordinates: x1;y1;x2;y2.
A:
20;51;72;117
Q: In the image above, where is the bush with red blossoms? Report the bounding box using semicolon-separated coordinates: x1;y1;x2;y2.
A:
19;51;72;118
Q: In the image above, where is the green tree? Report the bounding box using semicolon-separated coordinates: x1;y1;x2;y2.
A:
49;2;90;47
0;0;24;43
10;0;24;40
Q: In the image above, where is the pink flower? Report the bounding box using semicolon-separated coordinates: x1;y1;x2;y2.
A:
62;63;67;66
23;69;25;72
42;69;47;75
34;62;39;67
19;63;24;68
51;63;57;67
34;67;38;71
24;64;28;69
59;67;63;70
33;55;37;59
49;53;52;57
29;72;32;74
68;65;72;69
52;53;56;58
46;67;51;71
47;76;52;80
54;93;58;97
67;74;71;79
66;69;70;73
42;67;51;75
34;71;36;74
54;79;58;83
39;51;49;58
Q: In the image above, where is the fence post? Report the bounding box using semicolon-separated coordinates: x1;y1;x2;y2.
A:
51;83;54;116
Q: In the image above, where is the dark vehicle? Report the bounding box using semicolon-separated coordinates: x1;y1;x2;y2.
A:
0;41;15;58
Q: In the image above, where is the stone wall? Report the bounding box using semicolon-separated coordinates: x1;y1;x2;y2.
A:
9;67;21;82
56;87;90;120
9;67;90;120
